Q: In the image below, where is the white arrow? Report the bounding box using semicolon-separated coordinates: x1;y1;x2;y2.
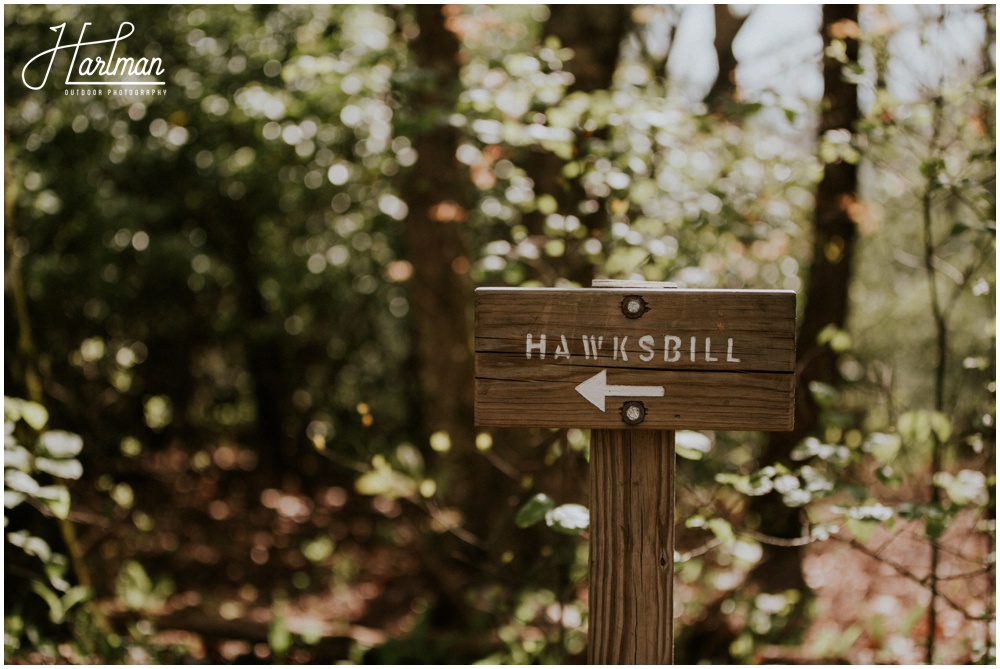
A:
575;369;665;412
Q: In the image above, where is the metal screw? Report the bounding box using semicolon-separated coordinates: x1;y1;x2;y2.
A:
621;401;647;426
621;295;648;319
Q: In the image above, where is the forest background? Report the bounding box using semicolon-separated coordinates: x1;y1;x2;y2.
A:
3;3;996;664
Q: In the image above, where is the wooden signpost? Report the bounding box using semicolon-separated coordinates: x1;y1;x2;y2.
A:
474;281;796;664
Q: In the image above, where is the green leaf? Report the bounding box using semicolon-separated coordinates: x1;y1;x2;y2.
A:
675;430;711;461
355;457;417;499
816;324;852;352
515;493;555;528
20;403;49;431
716;471;774;496
808;381;839;409
4;444;33;472
934;470;989;506
930;412;952;444
30;581;64;624
116;560;153;611
840;502;894;522
924;506;950;540
301;536;335;563
810;523;838;541
4;491;26;509
875;466;902;488
38;431;83;458
269;613;291;661
59;585;92;617
6;399;50;431
544;503;589;534
43;557;71;592
844;518;876;542
34;457;83;480
4;470;40;496
898;410;932;447
706;518;735;544
35;486;71;519
7;530;53;563
863;432;902;464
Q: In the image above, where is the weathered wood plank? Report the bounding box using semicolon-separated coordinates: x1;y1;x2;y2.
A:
474;287;795;430
589;429;675;664
475;368;794;430
476;288;796;373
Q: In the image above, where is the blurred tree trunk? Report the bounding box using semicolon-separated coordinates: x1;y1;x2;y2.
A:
677;5;860;661
522;5;629;286
548;5;629;94
397;5;633;632
397;6;488;621
751;0;859;575
403;5;476;453
703;5;749;113
773;3;860;479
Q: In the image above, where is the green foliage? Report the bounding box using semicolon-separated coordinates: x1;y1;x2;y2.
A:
3;398;96;658
515;494;589;536
3;3;994;664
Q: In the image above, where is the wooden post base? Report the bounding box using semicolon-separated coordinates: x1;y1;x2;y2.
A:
588;429;675;664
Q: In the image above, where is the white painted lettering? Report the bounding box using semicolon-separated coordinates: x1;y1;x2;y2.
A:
554;335;570;360
664;335;681;362
727;337;740;363
613;336;628;361
638;335;655;362
523;332;741;365
526;334;546;359
582;335;604;360
705;337;718;362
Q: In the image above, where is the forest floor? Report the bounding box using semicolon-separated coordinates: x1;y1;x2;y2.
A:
13;439;994;664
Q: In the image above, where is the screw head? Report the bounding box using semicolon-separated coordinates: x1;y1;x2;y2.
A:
621;295;648;319
621;401;647;426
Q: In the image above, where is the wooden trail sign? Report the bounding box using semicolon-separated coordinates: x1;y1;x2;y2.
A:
475;286;796;431
474;283;796;664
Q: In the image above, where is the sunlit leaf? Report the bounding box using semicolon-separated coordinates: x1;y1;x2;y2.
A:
355;459;417;499
929;411;952;444
808;381;839;409
4;491;26;509
544;503;589;534
30;581;64;624
863;432;901;464
19;402;49;431
934;469;989;506
38;431;83;458
515;493;555;528
36;486;71;519
4;470;40;496
7;530;53;563
675;430;711;461
429;431;451;453
706;518;735;544
844;518;876;542
4;444;33;471
34;457;83;480
716;471;774;496
301;536;335;563
59;586;92;618
116;560;153;611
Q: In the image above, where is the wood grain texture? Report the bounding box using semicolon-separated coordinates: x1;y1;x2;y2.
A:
588;429;675;664
476;288;795;372
474;287;796;430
